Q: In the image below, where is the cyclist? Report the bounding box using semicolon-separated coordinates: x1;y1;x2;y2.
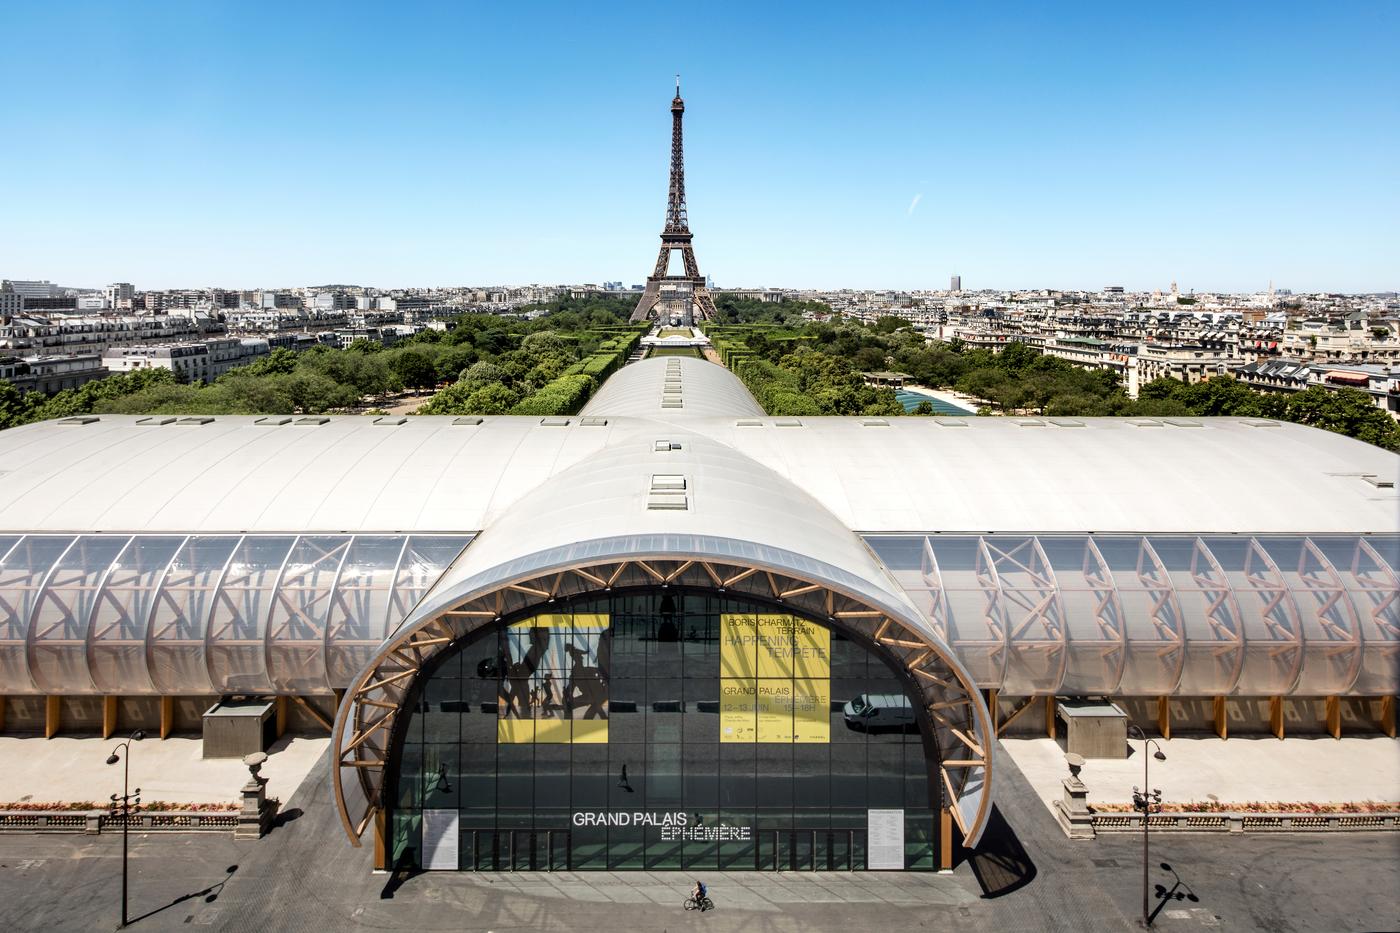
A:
691;879;709;909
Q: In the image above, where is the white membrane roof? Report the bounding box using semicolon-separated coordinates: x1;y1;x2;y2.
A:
582;354;765;418
0;357;1395;535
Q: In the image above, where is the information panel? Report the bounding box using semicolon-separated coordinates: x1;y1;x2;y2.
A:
867;808;905;870
720;614;830;744
422;808;460;870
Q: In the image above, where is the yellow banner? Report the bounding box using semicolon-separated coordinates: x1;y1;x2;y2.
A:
719;613;758;679
756;680;794;742
720;614;830;744
719;678;756;742
792;678;830;743
792;618;831;679
755;614;794;679
498;612;610;744
524;613;611;630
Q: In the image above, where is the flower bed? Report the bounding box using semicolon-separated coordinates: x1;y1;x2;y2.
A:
0;800;238;812
1092;800;1397;814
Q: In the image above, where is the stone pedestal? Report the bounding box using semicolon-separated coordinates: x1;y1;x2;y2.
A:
235;751;277;840
1052;753;1096;840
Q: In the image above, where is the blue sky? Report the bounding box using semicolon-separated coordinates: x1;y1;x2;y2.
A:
2;1;1396;292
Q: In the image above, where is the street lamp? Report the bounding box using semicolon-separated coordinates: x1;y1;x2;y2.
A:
1128;724;1166;927
106;729;146;929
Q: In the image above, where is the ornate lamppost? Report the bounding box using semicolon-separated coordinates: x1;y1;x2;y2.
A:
106;729;146;928
1128;724;1166;927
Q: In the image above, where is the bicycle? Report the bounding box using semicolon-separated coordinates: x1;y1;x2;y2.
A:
683;894;715;911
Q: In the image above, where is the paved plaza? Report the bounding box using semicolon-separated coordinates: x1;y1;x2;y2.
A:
0;735;328;807
1004;735;1400;809
2;743;1397;932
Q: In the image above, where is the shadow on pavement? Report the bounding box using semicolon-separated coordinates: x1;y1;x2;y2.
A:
966;806;1037;899
1149;861;1200;924
272;807;303;829
128;863;238;924
379;848;423;900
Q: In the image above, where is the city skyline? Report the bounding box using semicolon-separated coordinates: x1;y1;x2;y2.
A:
2;1;1397;292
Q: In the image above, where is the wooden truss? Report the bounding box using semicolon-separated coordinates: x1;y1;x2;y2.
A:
330;555;994;850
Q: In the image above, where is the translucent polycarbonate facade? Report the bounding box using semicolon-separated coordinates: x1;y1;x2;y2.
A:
864;534;1400;697
0;534;470;696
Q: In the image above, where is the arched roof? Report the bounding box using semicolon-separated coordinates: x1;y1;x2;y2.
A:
392;425;942;640
0;412;1392;535
332;426;996;845
582;355;765;419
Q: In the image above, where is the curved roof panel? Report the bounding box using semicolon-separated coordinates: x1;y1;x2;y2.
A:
0;413;1393;535
582;355;765;419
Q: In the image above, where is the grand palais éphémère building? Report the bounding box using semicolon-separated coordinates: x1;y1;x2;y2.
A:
0;355;1396;873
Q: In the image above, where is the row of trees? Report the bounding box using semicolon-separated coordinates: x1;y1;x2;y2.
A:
713;311;1400;450
0;301;639;428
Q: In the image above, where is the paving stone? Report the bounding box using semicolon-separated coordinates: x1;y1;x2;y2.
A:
1;742;1396;932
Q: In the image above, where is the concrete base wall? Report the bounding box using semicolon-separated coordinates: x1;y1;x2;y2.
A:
2;696;46;734
994;695;1395;738
0;695;337;736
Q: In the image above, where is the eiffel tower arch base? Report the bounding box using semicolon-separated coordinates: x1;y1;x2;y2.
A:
630;277;718;325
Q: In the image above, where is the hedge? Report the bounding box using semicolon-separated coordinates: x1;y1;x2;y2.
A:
562;327;646;382
733;358;821;416
508;374;596;416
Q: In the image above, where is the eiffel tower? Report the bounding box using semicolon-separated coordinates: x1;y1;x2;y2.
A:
630;78;717;324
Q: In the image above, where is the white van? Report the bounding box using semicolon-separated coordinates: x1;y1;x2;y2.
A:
842;693;915;731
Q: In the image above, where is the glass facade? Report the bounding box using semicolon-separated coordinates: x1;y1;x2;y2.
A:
389;589;942;871
864;533;1400;697
0;533;471;696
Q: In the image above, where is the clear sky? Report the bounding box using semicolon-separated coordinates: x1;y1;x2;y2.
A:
2;1;1396;293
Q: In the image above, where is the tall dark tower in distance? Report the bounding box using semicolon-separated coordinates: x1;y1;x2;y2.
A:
630;78;717;324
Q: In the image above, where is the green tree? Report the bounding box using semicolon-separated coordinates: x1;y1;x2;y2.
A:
460;361;506;387
0;380;37;429
1285;386;1400;451
242;347;299;376
463;382;519;415
391;348;439;391
434;347;477;384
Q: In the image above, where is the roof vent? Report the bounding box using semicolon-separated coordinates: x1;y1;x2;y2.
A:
1243;419;1281;427
774;419;803;427
736;419;764;427
177;417;214;426
933;419;968;427
580;417;608;426
452;417;484;426
1362;474;1396;489
1163;418;1202;428
136;416;176;425
651;473;687;491
646;492;689;510
540;417;570;427
255;416;291;426
57;416;99;425
860;419;889;427
1049;418;1085;427
1127;418;1164;427
660;399;684;409
294;416;329;426
373;416;407;426
1014;419;1046;427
